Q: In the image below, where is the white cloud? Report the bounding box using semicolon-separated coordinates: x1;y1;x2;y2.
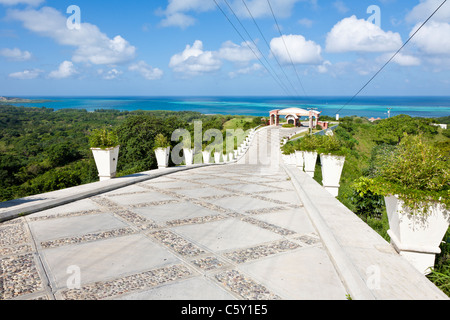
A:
326;15;403;53
333;0;349;14
406;0;450;24
410;21;450;55
0;0;43;6
8;7;136;65
232;0;307;19
217;40;259;64
48;61;77;79
129;61;163;80
102;68;123;80
270;34;323;65
229;63;263;78
298;18;313;28
377;52;421;67
0;47;31;61
317;60;332;74
158;0;309;28
169;40;222;76
158;0;215;28
9;68;43;79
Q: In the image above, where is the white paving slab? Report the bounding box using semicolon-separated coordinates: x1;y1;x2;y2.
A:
117;276;236;300
172;219;283;252
238;248;348;300
41;234;181;290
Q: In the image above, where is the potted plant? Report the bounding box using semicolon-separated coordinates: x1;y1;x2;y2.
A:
202;145;212;164
154;133;171;169
214;151;222;164
297;134;320;178
182;139;194;166
354;134;449;275
317;135;347;197
89;128;120;181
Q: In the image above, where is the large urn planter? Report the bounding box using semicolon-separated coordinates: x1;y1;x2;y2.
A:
304;151;318;178
183;148;194;166
154;147;170;169
91;146;120;181
295;151;304;171
202;151;211;164
320;154;345;197
384;195;449;275
214;152;222;164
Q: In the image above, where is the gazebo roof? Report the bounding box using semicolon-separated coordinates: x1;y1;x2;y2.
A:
272;107;321;116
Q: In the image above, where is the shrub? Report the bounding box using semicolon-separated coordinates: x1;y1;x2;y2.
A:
355;134;449;215
153;133;170;150
89;128;119;149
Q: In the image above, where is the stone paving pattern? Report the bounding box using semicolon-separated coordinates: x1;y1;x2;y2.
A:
1;162;345;300
0;127;447;300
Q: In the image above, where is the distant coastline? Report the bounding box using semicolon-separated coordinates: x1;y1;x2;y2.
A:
1;96;449;119
0;96;52;104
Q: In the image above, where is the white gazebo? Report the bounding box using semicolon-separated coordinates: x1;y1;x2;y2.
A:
269;107;321;128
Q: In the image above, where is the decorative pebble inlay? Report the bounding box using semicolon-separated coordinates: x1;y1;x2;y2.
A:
150;230;205;257
191;257;224;271
296;234;321;246
0;224;29;247
27;210;103;222
166;214;227;227
40;228;135;249
0;244;33;258
60;264;192;300
0;254;43;300
223;241;301;264
241;217;296;236
215;270;281;300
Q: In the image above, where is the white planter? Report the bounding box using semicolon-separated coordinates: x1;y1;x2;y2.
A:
304;151;318;178
214;152;222;164
385;195;450;275
91;146;120;181
295;151;304;170
228;153;234;162
202;151;211;164
183;148;194;166
288;153;295;165
155;147;170;169
320;154;345;197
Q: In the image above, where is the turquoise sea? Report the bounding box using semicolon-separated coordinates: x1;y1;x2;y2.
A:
6;96;450;119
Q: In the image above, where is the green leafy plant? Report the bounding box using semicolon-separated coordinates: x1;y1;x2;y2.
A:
316;135;347;157
355;134;449;215
153;133;170;150
297;134;321;152
89;128;119;149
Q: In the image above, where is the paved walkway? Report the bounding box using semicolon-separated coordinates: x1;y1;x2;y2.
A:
0;127;447;300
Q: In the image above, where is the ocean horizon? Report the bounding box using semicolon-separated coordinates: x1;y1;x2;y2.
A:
4;96;450;119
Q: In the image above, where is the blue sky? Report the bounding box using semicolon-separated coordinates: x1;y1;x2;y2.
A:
0;0;449;97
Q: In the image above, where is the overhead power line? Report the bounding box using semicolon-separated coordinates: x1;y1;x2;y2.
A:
222;0;295;96
241;0;302;97
335;0;448;115
267;0;308;97
212;0;293;97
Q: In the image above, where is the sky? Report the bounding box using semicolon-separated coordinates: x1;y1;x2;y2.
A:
0;0;449;97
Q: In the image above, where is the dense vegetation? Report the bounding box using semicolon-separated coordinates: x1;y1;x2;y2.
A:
0;105;261;202
284;114;449;295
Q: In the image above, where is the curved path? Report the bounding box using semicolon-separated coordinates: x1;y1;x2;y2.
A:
0;127;447;300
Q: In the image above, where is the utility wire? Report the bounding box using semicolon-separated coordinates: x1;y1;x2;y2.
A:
267;0;308;97
221;0;295;96
212;0;292;96
241;0;302;97
335;0;448;115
